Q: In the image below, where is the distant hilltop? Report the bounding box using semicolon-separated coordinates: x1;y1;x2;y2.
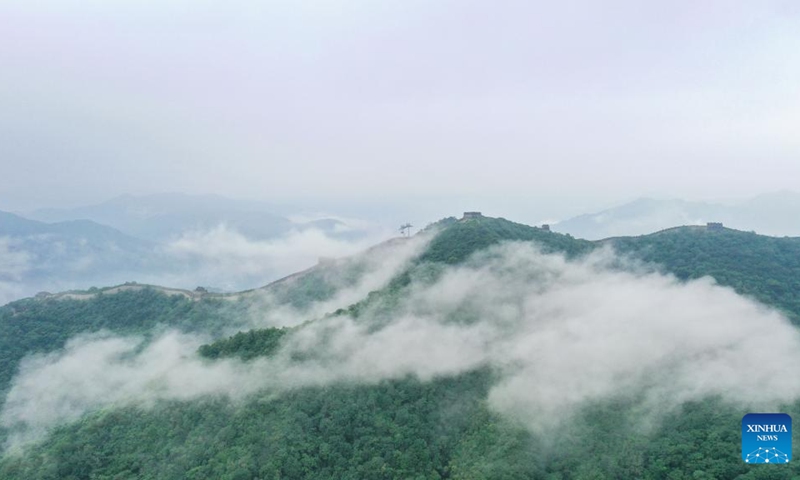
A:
553;193;800;239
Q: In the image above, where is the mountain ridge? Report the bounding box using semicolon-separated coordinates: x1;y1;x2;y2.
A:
3;212;800;478
554;192;800;239
25;193;358;242
13;214;800;307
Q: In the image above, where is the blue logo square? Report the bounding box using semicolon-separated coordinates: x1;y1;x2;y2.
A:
742;413;792;464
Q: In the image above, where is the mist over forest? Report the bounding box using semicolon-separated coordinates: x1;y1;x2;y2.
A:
1;214;800;477
3;0;800;477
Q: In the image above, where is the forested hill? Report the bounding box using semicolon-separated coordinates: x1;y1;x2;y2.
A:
2;215;800;479
0;236;420;396
606;225;800;322
417;216;593;264
405;216;800;322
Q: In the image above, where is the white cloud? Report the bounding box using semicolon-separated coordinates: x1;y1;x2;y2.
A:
238;234;431;329
5;241;800;450
160;225;392;290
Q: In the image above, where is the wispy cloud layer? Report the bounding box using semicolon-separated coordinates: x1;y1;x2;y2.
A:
4;242;800;451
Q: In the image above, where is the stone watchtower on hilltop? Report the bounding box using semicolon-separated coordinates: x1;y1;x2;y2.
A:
462;211;482;220
706;222;724;230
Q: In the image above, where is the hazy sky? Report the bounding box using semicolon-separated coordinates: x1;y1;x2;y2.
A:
1;0;799;220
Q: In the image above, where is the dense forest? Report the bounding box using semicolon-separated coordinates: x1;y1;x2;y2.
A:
607;226;800;323
1;216;799;479
0;291;235;396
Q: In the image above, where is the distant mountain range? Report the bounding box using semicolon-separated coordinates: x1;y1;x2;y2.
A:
0;210;159;302
0;194;386;304
28;193;355;241
553;191;800;239
4;190;800;304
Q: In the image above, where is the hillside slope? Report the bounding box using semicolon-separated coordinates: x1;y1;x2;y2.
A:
607;225;800;322
2;215;800;479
